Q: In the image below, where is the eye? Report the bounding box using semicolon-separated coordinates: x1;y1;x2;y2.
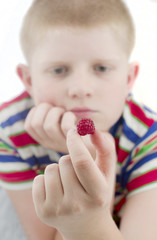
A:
94;65;109;73
53;67;68;75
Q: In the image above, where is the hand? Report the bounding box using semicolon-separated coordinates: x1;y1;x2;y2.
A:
32;129;117;240
24;103;96;157
24;103;76;153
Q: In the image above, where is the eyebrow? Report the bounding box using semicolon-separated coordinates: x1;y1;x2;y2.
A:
43;57;119;64
40;60;68;69
41;56;122;68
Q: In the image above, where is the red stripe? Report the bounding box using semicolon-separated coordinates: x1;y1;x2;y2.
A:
0;170;37;183
114;197;126;212
126;100;155;127
115;137;129;164
135;135;157;156
127;169;157;192
115;138;119;154
9;132;38;147
0;91;30;111
0;149;17;155
117;148;129;164
144;135;157;146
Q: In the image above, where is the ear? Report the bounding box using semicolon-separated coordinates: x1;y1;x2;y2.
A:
126;62;139;96
16;64;33;96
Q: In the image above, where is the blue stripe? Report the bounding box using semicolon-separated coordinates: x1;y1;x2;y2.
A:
143;105;157;115
110;116;123;137
1;108;31;128
139;122;157;142
58;152;66;157
0;154;58;167
119;122;157;189
0;155;25;163
121;152;157;189
36;155;58;166
123;120;140;143
0;138;18;152
127;122;157;157
128;152;157;174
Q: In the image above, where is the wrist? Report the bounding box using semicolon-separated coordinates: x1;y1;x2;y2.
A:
60;214;123;240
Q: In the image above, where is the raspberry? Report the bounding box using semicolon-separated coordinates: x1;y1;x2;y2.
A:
77;118;95;136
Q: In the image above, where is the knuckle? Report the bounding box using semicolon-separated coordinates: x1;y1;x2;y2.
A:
74;155;90;170
45;164;58;175
61;112;75;133
56;199;81;216
43;121;53;134
59;155;71;165
94;195;105;207
61;124;69;135
59;155;73;169
31;118;42;129
38;204;53;219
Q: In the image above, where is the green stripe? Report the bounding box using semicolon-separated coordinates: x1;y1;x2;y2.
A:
119;145;130;153
8;130;26;138
0;142;11;150
17;143;40;149
135;140;157;158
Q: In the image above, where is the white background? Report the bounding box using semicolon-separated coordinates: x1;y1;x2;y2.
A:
0;0;157;111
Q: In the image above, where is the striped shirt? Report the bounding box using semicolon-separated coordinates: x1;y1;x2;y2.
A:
0;91;157;223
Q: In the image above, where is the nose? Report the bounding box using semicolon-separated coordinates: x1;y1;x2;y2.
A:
68;77;94;99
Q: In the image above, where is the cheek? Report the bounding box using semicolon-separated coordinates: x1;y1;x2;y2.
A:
110;84;127;110
31;82;58;106
102;81;127;117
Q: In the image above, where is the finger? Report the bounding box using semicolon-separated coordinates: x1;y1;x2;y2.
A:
31;103;53;139
43;107;65;139
61;111;77;136
82;134;96;159
66;129;105;197
90;130;116;181
32;175;46;212
91;130;116;206
24;103;52;142
44;164;64;204
24;107;39;140
59;155;83;196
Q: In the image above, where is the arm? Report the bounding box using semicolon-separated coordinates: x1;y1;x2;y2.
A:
7;189;63;240
43;188;157;240
120;188;157;240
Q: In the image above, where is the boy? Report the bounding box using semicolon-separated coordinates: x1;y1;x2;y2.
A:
0;0;157;239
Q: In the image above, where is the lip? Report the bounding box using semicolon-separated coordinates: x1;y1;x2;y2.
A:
70;107;97;118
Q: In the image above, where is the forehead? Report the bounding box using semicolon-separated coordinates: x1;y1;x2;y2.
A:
31;26;127;65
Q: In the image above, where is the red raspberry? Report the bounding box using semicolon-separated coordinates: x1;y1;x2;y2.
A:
77;118;95;136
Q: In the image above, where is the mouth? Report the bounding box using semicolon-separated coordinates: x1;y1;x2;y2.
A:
70;107;97;118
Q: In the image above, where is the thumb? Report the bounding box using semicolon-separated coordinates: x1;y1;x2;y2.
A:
90;130;117;181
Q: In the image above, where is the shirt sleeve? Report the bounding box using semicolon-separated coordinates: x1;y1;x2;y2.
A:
0;138;38;190
124;122;157;197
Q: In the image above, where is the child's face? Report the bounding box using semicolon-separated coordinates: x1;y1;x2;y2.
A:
21;26;137;131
